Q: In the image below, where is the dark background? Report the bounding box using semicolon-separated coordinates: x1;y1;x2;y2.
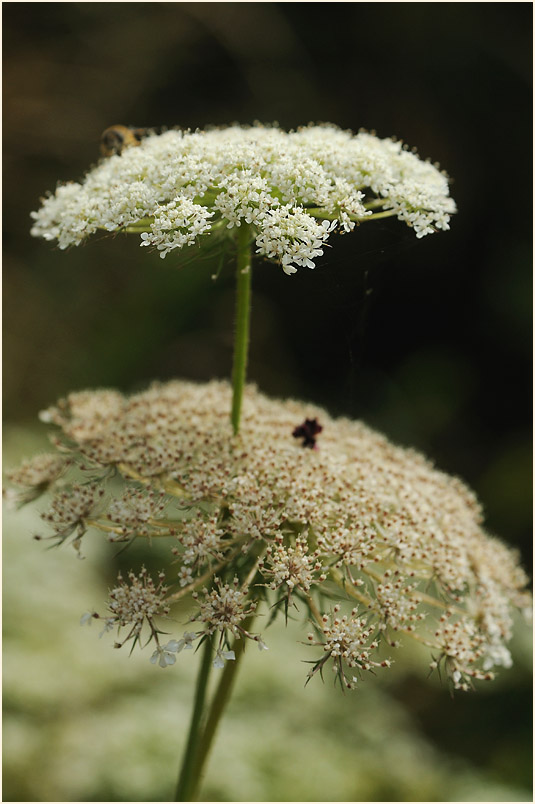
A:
3;2;532;800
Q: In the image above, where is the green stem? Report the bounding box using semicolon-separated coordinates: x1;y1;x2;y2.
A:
231;224;253;434
175;636;213;802
306;207;398;222
189;616;256;801
358;209;399;221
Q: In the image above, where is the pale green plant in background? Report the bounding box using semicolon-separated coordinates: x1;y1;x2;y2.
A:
6;124;531;802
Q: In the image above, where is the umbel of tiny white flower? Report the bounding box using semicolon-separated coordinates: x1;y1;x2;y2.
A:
7;380;530;692
30;124;456;275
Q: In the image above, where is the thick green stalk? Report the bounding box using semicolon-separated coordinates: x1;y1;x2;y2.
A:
175;636;213;801
231;224;253;434
175;226;254;800
188;616;256;802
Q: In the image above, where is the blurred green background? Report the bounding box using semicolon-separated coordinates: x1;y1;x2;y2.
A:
3;3;532;801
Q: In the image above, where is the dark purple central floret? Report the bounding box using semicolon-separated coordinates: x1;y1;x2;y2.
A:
292;418;323;448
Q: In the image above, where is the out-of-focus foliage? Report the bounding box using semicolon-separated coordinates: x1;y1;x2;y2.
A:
3;2;532;801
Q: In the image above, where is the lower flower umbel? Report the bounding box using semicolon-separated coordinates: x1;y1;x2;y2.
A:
6;380;531;691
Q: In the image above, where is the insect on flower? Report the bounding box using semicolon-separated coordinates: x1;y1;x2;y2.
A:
292;417;323;448
100;124;148;157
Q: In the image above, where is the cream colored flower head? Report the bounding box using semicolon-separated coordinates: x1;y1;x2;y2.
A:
9;380;530;691
30;125;456;275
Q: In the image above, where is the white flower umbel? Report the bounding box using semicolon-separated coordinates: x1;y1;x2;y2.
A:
254;206;336;275
5;453;68;506
30;124;456;274
8;380;530;692
140;199;213;258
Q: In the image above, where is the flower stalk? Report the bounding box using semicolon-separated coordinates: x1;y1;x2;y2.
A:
231;224;253;434
175;635;213;802
188;615;255;802
177;225;255;798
